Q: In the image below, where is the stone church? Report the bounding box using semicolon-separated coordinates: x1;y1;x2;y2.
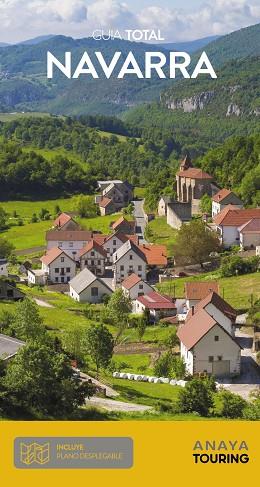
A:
176;155;216;214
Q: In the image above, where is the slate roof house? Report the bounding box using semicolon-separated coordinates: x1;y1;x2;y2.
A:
111;216;136;235
0;259;8;277
178;292;241;378
167;201;192;230
212;189;243;218
103;231;139;263
0;334;25;361
69;268;113;303
96;180;133;213
98;197;116;216
0;279;24;301
113;240;147;285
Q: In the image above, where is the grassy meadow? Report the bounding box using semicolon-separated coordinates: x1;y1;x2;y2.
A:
146;216;178;256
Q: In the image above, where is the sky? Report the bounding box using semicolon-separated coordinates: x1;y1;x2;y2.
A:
0;0;260;44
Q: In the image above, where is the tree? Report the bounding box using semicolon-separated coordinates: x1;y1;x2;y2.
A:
73;195;97;218
54;204;61;215
163;327;179;350
39;208;50;221
137;315;147;342
199;194;212;215
214;389;247;418
0;207;7;230
11;298;46;342
173;220;221;267
177;377;216;416
86;324;114;376
2;341;94;417
0;309;14;334
31;213;38;223
62;324;87;365
154;352;186;379
105;289;132;340
0;237;15;259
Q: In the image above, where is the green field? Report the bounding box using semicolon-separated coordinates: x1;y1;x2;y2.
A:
111;378;181;407
0;198;75;219
113;354;153;374
80;213;122;234
1;221;51;250
146;216;178;256
0;112;51;122
22;145;87;169
157;272;260;310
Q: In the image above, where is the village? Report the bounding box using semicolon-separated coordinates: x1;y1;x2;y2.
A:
0;155;260;418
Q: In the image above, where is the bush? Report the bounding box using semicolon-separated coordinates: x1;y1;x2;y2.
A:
214;389;247;418
155;400;180;414
220;255;260;277
154;352;186;379
177;377;215;416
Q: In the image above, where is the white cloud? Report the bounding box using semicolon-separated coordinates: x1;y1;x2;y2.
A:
0;0;259;43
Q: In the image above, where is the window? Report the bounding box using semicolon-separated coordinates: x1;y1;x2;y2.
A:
138;266;142;271
61;257;65;262
214;336;219;342
7;289;14;298
98;260;101;265
208;356;214;363
113;240;117;245
55;268;59;273
138;292;144;297
91;287;99;297
91;251;95;257
69;242;73;248
91;260;95;266
120;265;124;271
85;260;88;265
55;277;58;282
129;255;133;260
113;248;116;253
139;284;143;290
72;251;76;255
66;268;70;273
218;356;223;361
61;277;64;283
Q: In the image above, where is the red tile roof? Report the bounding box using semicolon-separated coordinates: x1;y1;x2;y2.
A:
212;188;232;203
187;291;237;322
99;197;113;208
111;216;135;231
93;234;108;245
177;168;213;180
214;207;260;227
79;239;107;258
122;273;142;290
139;244;168;266
239;218;260;234
46;230;92;241
104;231;138;245
185;281;219;300
178;307;241;350
40;247;73;266
54;212;72;228
136;291;176;310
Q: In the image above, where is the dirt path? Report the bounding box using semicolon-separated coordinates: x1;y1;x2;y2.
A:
80;372;119;398
33;298;54;308
86;397;152;412
15;246;45;256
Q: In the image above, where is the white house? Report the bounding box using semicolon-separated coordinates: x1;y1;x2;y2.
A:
239;218;260;250
27;269;47;286
112;240;147;285
178;307;241;377
103;232;139;263
46;230;93;260
213;207;260;248
0;259;8;277
185;281;219;310
212;189;243;218
70;268;113;303
122;273;154;300
186;291;237;337
41;247;77;284
79;240;107;276
158;196;173;217
133;291;177;323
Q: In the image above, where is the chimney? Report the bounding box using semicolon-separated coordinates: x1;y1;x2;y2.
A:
191;306;195;316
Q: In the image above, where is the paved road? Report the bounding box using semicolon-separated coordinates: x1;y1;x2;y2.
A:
133;199;147;244
219;330;260;399
86;396;152;412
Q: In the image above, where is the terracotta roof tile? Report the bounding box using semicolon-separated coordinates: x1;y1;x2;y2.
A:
111;217;135;231
185;282;219;300
136;291;176;309
54;213;72;228
122;273;142;290
40;247;73;265
80;239;107;258
239;218;260;234
139;244;168;266
46;230;93;241
212;188;232;203
214;208;260;226
177;168;213;180
99;197;113;208
189;291;237;322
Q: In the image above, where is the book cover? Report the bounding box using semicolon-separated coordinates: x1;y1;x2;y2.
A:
0;0;259;484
